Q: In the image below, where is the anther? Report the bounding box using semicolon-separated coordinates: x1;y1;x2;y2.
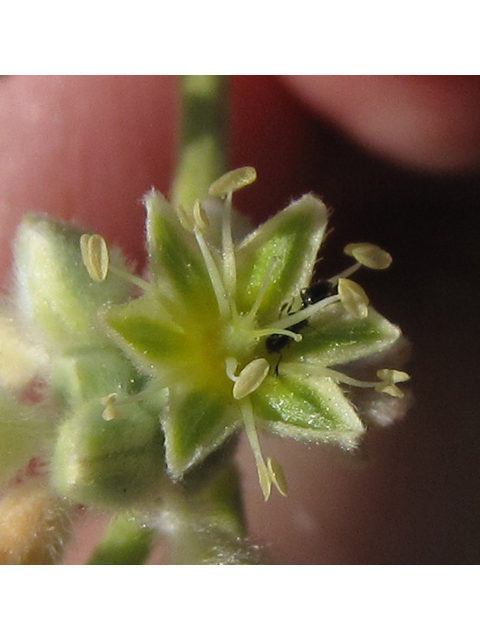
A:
344;243;392;270
375;369;410;397
193;200;209;233
267;457;288;497
100;393;119;421
208;167;257;198
258;462;272;501
233;358;270;400
225;357;239;382
80;234;110;282
338;278;369;319
176;204;195;233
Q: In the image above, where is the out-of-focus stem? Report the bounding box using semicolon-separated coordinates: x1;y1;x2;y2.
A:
172;75;228;211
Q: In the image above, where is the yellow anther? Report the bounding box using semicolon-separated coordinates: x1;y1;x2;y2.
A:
375;369;410;397
338;278;369;319
344;243;392;270
377;369;411;384
192;200;209;233
176;204;195;233
258;462;272;501
80;233;110;282
225;357;239;382
208;166;257;198
267;457;288;497
79;233;90;261
233;358;269;400
100;393;119;421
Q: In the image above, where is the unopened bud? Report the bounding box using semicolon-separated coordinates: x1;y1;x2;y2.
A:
51;399;164;508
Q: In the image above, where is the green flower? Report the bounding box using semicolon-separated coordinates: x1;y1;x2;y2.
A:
100;168;407;500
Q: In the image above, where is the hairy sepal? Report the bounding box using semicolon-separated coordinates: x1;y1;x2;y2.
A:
14;215;130;350
291;304;401;367
163;386;239;479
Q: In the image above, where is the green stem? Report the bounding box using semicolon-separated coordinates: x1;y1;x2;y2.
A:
160;463;264;565
88;513;157;565
172;75;228;211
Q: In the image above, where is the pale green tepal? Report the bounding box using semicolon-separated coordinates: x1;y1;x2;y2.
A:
14;215;131;350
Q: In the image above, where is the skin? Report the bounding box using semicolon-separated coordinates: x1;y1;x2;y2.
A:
1;75;480;564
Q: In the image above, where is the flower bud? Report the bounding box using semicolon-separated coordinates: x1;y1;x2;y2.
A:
14;216;131;350
51;399;164;508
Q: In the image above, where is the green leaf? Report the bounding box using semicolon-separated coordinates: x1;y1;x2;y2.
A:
145;190;215;306
163;387;238;478
14;216;130;350
235;195;328;322
253;373;364;450
289;304;401;366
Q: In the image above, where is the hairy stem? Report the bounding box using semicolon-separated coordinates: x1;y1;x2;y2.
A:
172;75;228;211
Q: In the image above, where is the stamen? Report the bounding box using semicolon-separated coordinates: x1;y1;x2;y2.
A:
271;295;340;330
100;393;119;421
377;369;411;384
221;191;237;299
176;204;195;233
225;357;239;382
253;327;303;342
344;243;392;270
376;369;410;397
240;398;271;501
267;458;288;497
338;278;369;319
101;384;169;421
233;358;270;400
80;234;109;282
193;226;230;318
208;166;257;198
108;265;152;293
80;234;152;293
193;200;209;234
298;364;378;388
331;262;361;282
283;363;410;398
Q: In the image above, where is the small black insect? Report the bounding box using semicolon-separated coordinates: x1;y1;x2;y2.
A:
266;279;337;356
299;280;337;308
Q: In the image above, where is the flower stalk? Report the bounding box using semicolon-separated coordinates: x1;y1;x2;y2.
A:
172;75;228;211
